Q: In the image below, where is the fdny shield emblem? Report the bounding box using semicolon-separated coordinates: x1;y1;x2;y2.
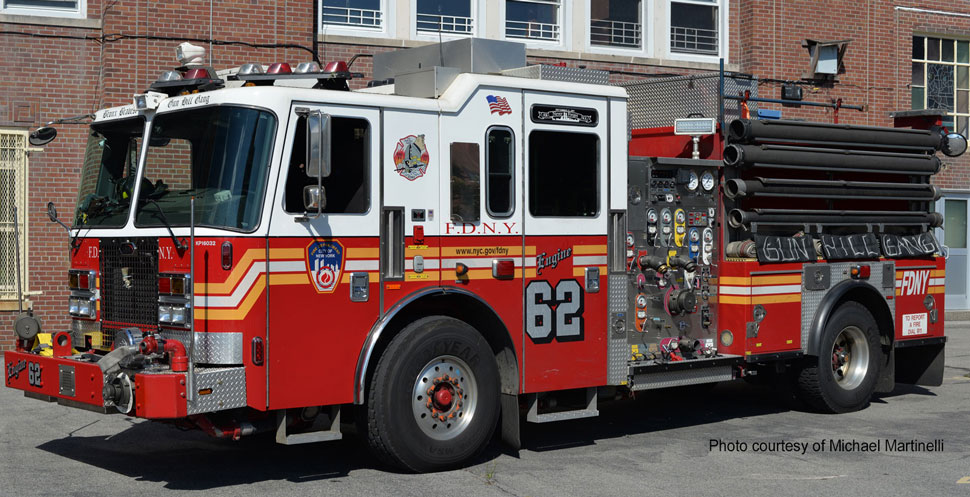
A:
393;134;430;181
306;241;344;293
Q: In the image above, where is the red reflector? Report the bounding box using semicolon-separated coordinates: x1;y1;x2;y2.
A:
323;60;349;73
492;259;515;279
183;68;210;80
252;337;264;365
221;241;233;270
158;276;171;294
413;226;425;245
267;62;292;75
78;273;90;289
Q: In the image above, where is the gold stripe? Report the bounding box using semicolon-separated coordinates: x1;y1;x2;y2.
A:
932;269;946;277
896;289;901;296
929;286;945;294
347;247;380;259
751;275;801;285
571;245;608;255
754;294;801;304
572;266;608;277
269;247;304;259
268;273;309;285
719;294;802;305
719;276;751;285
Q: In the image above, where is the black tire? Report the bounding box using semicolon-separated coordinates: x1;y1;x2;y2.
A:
365;316;500;472
795;301;881;413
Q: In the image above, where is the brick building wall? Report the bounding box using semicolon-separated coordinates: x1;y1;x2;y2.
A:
1;0;969;349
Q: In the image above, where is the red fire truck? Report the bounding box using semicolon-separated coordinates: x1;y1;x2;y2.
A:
6;39;965;472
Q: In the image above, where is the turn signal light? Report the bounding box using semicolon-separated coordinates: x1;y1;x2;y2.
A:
850;265;870;279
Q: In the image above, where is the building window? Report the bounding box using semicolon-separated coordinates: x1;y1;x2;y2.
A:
506;0;560;42
0;130;28;303
590;0;642;49
912;36;970;137
322;0;383;29
1;0;83;17
417;0;473;35
670;0;719;56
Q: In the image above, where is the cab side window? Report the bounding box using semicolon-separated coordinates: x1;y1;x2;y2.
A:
528;130;599;217
285;115;370;213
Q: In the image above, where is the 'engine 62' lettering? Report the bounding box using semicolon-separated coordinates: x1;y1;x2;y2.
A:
526;279;585;343
6;360;41;387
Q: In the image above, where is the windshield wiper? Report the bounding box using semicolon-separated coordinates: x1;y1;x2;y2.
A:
143;199;187;251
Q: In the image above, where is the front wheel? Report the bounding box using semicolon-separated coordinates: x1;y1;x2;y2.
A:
365;316;499;472
795;301;881;413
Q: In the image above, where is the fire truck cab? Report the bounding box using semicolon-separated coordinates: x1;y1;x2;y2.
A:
6;38;962;472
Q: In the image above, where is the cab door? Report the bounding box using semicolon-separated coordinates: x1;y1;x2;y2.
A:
438;87;524;370
266;103;381;409
521;92;610;393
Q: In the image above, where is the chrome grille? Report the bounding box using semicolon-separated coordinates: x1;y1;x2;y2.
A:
99;238;159;347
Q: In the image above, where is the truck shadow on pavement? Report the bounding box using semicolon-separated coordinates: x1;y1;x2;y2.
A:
36;380;935;488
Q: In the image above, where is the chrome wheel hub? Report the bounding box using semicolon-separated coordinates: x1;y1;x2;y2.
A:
831;325;869;390
411;355;477;441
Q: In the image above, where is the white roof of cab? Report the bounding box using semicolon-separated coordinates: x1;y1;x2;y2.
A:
116;72;627;119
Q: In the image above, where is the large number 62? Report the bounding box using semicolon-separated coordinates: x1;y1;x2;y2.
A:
526;279;585;343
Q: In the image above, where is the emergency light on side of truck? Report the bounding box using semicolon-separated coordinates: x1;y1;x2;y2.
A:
5;38;961;473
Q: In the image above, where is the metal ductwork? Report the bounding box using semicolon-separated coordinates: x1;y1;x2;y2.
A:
724;177;941;201
722;143;942;175
728;118;945;152
728;209;943;229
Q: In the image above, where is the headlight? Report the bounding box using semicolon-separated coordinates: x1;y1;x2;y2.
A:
69;296;95;318
158;305;173;323
171;306;187;325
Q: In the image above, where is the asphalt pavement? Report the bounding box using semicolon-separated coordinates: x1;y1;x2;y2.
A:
2;323;969;497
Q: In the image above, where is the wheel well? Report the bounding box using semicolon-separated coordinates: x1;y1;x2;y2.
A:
837;287;895;353
361;291;519;403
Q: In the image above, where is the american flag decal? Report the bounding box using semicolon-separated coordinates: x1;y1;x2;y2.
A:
486;95;512;115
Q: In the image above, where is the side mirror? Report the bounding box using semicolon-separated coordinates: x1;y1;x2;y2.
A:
942;132;968;157
303;185;326;211
47;201;58;223
29;127;58;146
305;111;332;178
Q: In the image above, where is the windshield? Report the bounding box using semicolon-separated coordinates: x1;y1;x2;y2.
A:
135;106;276;231
74;117;145;227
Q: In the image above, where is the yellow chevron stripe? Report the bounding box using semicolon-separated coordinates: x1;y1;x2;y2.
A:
194;247;304;295
717;275;801;286
197;274;266;321
929;286;945;294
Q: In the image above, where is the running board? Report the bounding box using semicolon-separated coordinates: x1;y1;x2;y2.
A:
526;387;598;423
628;356;741;391
275;406;342;445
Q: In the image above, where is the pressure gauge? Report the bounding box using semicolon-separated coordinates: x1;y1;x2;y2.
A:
647;209;658;223
690;229;701;242
687;171;699;191
675;210;686;223
626;233;635;247
703;228;714;243
662;210;672;224
701;171;715;191
636;294;648;308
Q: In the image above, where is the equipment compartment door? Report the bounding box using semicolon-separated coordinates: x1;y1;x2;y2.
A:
266;104;381;409
522;91;610;393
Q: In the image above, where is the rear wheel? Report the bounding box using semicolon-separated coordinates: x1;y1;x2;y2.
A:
795;301;881;413
365;316;499;472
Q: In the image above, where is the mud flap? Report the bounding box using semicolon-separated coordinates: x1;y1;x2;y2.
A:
894;339;946;387
500;393;520;450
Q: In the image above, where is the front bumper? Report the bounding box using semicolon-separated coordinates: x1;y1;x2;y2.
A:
4;350;189;418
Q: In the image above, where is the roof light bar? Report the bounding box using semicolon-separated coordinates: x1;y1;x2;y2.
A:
295;61;321;74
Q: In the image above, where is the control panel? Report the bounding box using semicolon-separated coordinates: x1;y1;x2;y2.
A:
624;157;720;363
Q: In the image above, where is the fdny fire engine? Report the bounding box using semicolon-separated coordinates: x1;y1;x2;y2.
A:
6;39;966;472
